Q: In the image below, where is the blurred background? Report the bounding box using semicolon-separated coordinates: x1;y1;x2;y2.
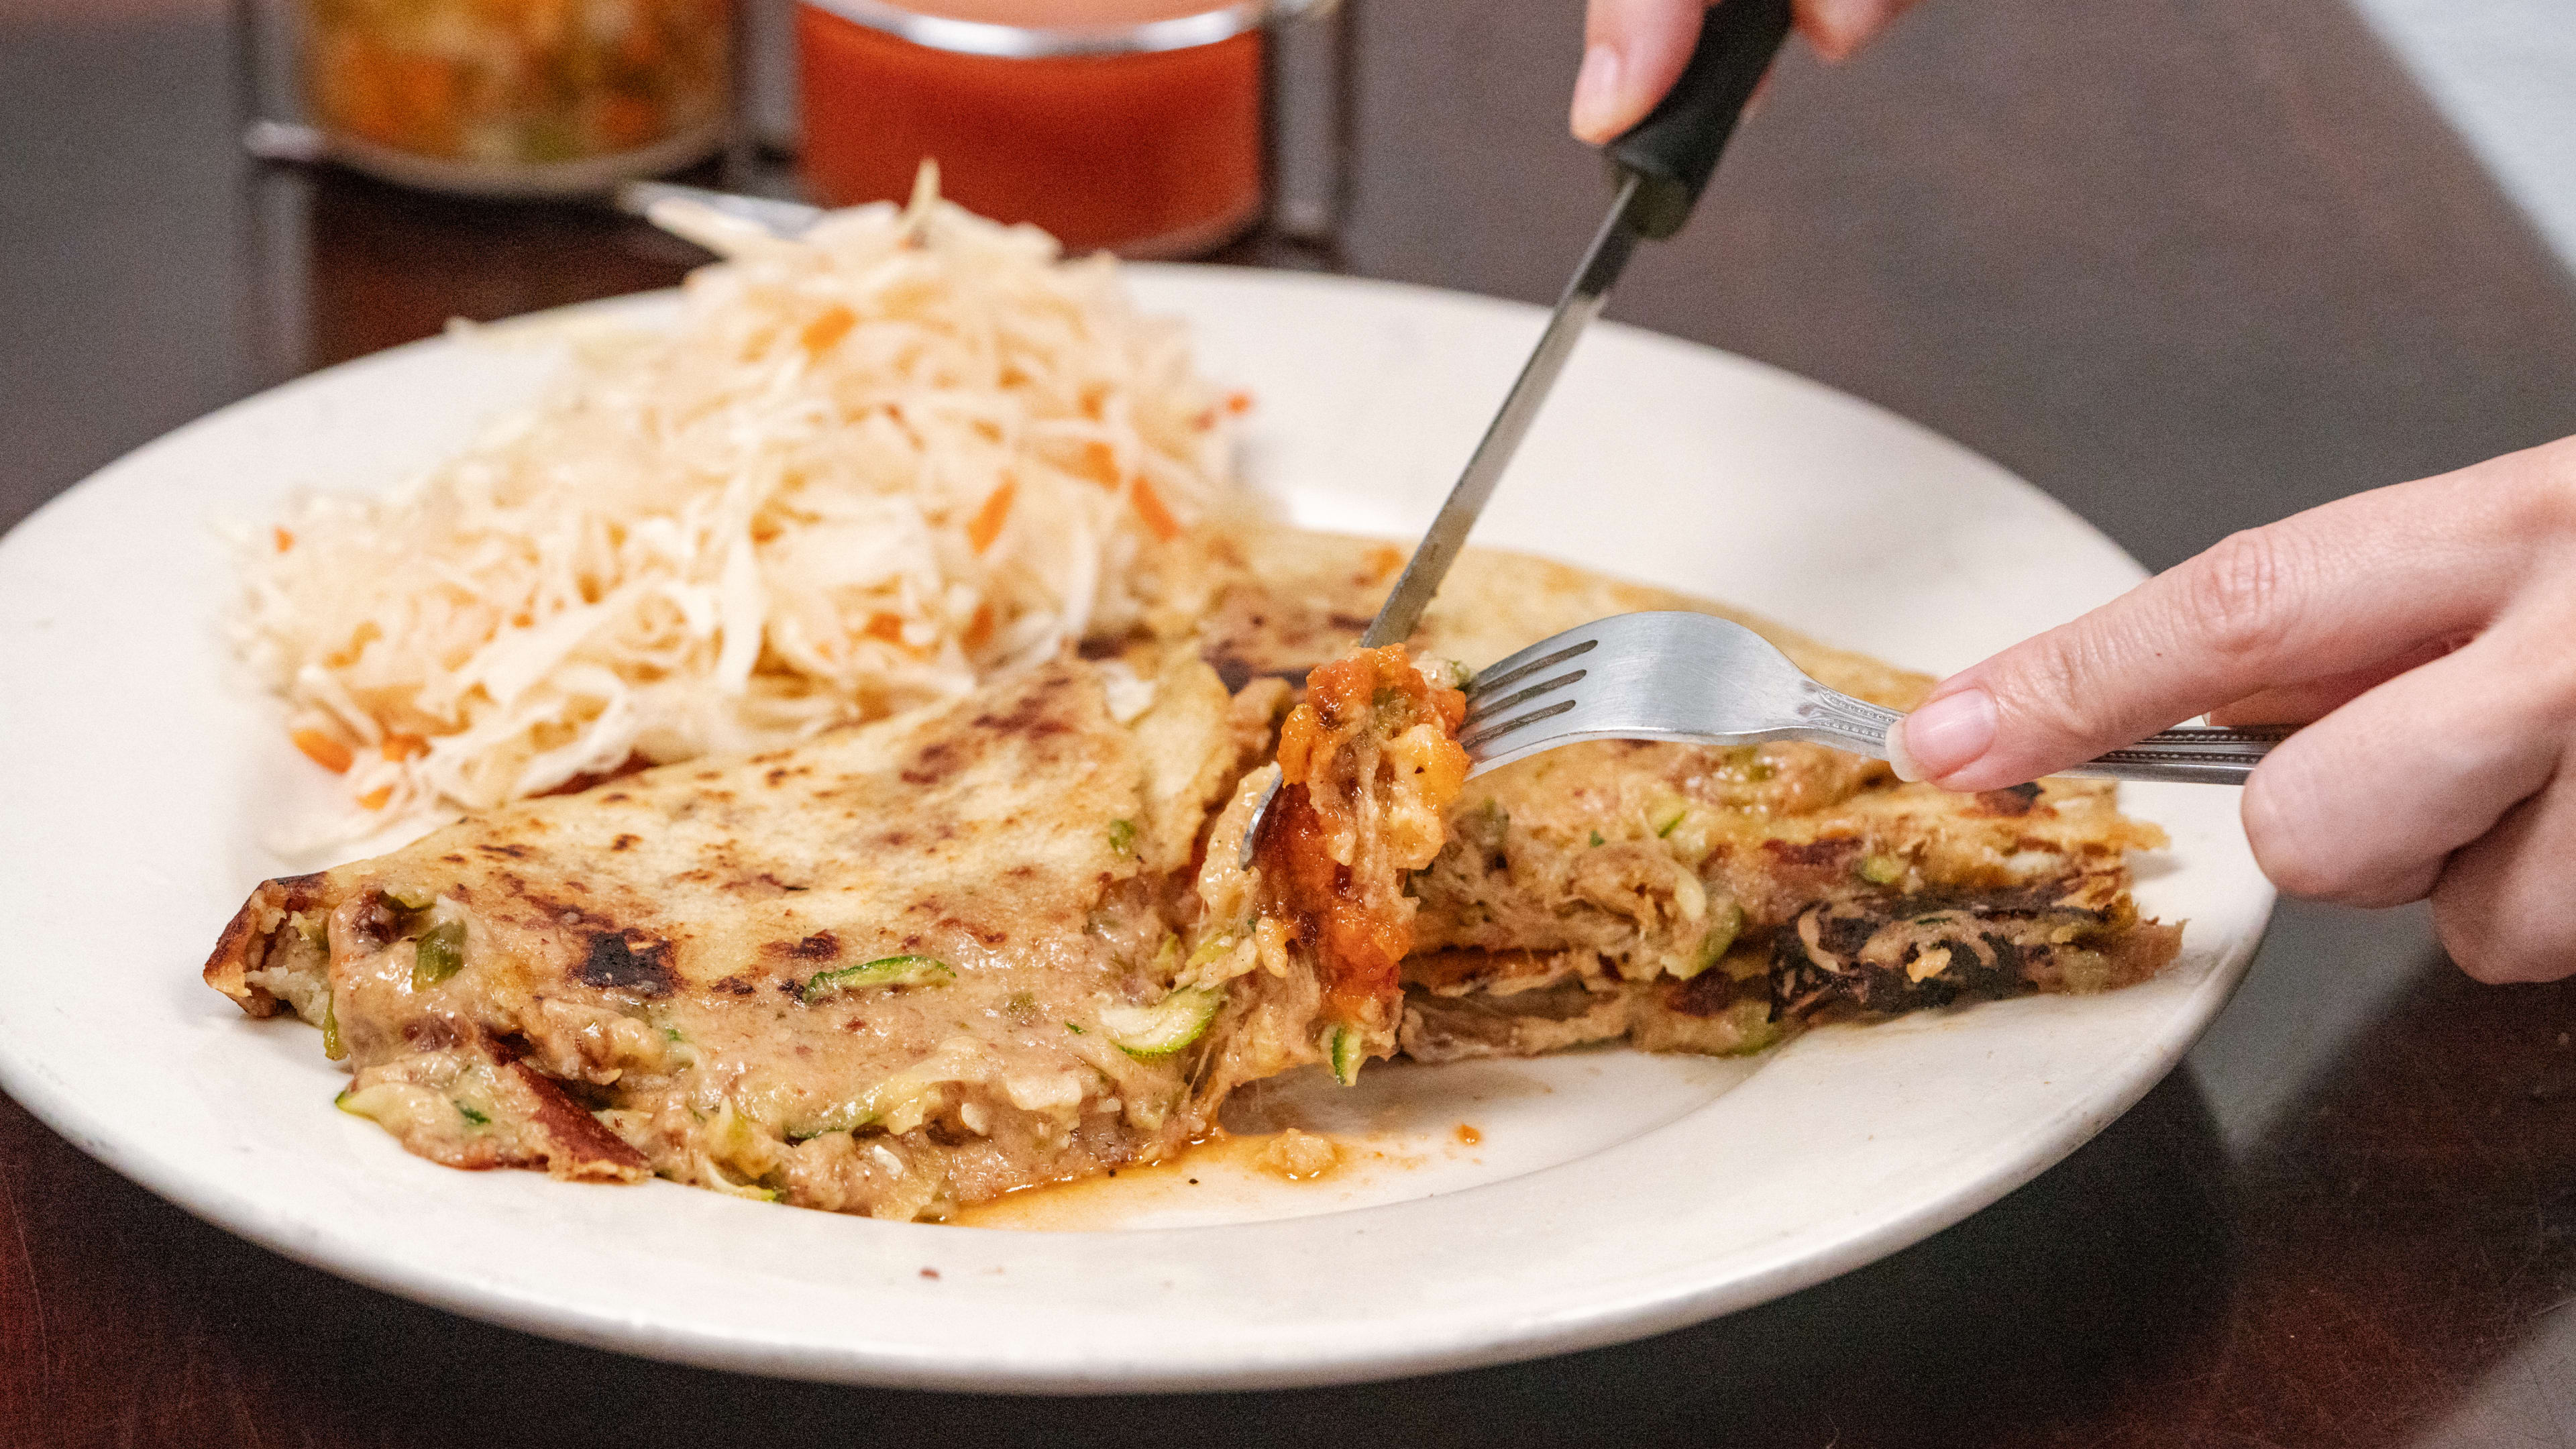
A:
7;0;2575;550
2;1;2573;1444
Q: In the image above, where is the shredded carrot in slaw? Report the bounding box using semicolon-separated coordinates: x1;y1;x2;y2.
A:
799;305;855;356
290;728;354;774
965;479;1016;555
1077;440;1122;488
1130;478;1183;541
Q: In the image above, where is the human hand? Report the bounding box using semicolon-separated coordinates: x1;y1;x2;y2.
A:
1886;435;2576;983
1571;0;1922;142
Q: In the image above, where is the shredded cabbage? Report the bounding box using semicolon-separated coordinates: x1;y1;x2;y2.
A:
235;168;1238;849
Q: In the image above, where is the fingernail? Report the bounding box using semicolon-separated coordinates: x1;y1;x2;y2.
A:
1801;0;1890;59
1900;689;1996;781
1570;44;1625;142
1882;716;1922;782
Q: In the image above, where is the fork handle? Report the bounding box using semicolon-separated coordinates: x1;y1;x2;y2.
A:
1805;694;2286;786
2055;726;2287;786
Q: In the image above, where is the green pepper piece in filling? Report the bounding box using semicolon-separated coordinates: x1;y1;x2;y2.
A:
1183;930;1240;971
1674;902;1746;980
1101;985;1223;1060
411;919;466;990
1648;792;1690;839
803;955;955;1003
1714;998;1782;1057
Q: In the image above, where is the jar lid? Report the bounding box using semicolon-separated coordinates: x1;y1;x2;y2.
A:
800;0;1336;57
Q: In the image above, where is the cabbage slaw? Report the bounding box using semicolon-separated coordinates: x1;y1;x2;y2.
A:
235;168;1238;849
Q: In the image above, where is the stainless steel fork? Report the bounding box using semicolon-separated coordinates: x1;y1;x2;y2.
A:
1458;612;2285;786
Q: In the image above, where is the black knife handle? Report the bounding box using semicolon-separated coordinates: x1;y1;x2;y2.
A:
1605;0;1794;239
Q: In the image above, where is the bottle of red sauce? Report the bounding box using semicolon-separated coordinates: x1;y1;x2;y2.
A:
798;0;1309;257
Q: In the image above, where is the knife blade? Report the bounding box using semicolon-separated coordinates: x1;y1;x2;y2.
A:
1362;0;1791;648
1354;171;1642;649
1241;0;1794;863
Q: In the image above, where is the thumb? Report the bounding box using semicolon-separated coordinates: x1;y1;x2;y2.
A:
1572;0;1712;143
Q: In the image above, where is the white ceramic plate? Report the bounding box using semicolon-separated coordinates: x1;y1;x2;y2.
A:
0;267;2268;1392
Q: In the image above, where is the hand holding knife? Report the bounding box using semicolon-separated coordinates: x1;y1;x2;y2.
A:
1240;0;1794;860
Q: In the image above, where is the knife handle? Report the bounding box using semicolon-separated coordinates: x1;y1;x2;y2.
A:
1605;0;1794;239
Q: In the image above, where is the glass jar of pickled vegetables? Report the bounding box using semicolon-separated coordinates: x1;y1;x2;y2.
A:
297;0;733;197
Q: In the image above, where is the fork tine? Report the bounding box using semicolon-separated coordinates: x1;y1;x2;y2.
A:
1467;635;1599;700
1456;612;1847;776
1462;667;1588;724
1458;697;1579;756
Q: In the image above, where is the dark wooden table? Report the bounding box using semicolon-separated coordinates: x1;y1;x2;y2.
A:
6;1;2576;1444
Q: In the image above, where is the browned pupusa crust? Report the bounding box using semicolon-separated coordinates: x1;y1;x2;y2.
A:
206;655;1284;1218
203;872;332;1017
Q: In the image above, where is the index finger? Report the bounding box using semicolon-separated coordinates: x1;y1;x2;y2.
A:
1572;0;1923;144
1892;465;2545;792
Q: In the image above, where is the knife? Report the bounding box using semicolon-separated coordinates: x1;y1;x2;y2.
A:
1240;0;1795;861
